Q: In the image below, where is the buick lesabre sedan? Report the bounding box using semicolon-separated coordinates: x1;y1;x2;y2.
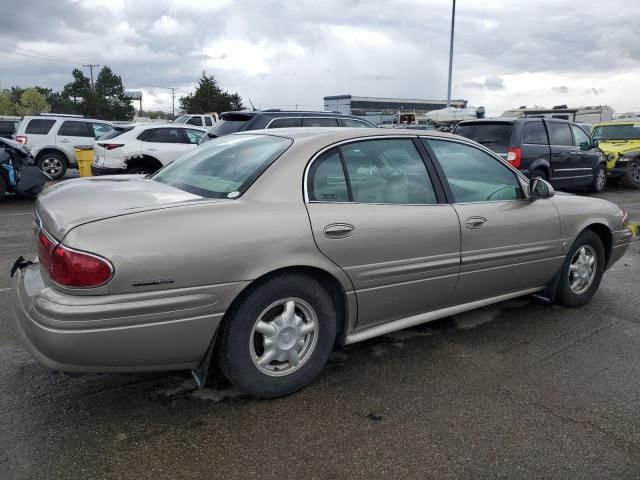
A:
11;128;632;398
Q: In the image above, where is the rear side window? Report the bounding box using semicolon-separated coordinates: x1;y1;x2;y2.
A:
523;121;548;145
100;127;133;140
453;123;512;147
308;150;349;202
0;120;15;132
205;117;213;126
342;118;370;128
267;117;302;129
546;122;573;146
58;121;93;137
25;119;55;135
187;117;203;126
139;128;185;143
302;117;339;127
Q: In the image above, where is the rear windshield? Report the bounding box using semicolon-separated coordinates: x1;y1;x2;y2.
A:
206;113;254;137
173;115;189;124
593;124;640;141
152;134;292;199
454;122;513;147
100;126;134;140
0;120;16;132
25;119;55;135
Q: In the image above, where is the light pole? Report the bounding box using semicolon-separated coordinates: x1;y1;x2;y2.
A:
446;0;456;108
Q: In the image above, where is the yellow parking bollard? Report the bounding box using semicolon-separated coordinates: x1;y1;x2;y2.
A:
74;145;94;178
628;222;640;237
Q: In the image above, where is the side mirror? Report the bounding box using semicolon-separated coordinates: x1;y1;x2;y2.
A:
580;141;591;150
530;177;554;199
591;138;599;148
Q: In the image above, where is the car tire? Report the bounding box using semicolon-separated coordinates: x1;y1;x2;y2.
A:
555;230;605;307
0;175;6;200
530;168;549;182
37;152;67;180
217;274;337;398
588;163;607;193
622;158;640;188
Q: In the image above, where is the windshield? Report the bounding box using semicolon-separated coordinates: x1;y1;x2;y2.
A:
173;115;189;124
592;124;640;141
454;122;513;146
152;134;292;198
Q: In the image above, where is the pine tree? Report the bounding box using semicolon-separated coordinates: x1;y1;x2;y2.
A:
179;72;244;114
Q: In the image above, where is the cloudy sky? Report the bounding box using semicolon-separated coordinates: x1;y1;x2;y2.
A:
1;0;639;115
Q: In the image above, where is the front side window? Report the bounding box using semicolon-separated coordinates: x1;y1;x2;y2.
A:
308;139;438;205
426;139;523;203
153;135;292;198
57;121;93;137
571;125;591;148
523;121;548;145
268;117;302;129
25;119;55;135
546;122;573;146
140;128;185;143
184;128;205;144
302;117;339;127
205;117;213;126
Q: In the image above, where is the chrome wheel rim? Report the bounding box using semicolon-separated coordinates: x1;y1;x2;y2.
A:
596;168;606;191
41;157;63;177
250;298;319;377
568;245;597;294
630;161;640;183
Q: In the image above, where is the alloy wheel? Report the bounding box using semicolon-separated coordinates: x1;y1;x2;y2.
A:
41;157;63;177
596;168;607;191
250;298;319;377
629;161;640;184
568;245;597;294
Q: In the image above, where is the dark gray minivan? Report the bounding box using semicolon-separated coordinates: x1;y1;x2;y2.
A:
454;118;607;192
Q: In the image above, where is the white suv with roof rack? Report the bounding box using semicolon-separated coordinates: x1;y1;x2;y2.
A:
14;114;113;179
91;123;207;176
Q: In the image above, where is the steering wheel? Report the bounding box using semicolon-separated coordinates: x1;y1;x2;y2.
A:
384;169;408;184
487;185;514;201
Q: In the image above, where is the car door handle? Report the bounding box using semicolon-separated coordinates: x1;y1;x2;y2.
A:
146;148;158;152
465;217;488;229
323;223;355;239
59;138;70;143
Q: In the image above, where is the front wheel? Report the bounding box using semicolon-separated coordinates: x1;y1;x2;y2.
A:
622;159;640;188
217;274;337;398
555;230;605;307
588;163;607;193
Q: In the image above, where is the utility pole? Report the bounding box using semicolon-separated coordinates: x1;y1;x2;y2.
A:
446;0;456;107
83;64;100;90
168;88;177;119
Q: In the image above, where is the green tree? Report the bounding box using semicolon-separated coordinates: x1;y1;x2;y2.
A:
61;68;95;116
93;66;134;121
179;71;244;114
0;91;16;115
17;88;50;115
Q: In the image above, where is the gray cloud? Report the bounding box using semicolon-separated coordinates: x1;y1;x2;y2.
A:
462;76;505;91
552;86;569;94
0;0;639;111
585;87;605;95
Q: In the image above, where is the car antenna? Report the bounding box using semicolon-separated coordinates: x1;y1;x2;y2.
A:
248;98;257;111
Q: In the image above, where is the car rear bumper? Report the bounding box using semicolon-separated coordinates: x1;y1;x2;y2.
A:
91;164;127;176
10;263;248;373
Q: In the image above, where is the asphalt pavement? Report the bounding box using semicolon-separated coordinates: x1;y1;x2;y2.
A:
1;178;639;480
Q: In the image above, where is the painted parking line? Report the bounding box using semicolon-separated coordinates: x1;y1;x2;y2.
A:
0;288;10;292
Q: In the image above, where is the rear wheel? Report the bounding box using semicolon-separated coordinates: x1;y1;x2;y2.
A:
37;152;67;180
556;230;605;307
588;163;607;193
622;159;640;188
217;274;336;398
0;175;6;200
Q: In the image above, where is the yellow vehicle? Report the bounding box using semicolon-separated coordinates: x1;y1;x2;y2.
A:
592;121;640;188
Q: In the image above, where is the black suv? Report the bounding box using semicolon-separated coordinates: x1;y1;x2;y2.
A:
200;110;376;143
453;117;607;192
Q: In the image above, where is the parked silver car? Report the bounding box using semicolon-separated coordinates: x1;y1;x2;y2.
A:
11;128;632;398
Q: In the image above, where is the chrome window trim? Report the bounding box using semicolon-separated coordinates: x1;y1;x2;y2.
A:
553;168;593;172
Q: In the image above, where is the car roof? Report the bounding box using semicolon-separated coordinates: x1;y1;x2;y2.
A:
594;120;640;126
233;126;459;142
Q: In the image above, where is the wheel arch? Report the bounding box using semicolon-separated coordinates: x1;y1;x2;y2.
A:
583;222;613;267
35;147;70;163
529;158;551;178
124;154;163;173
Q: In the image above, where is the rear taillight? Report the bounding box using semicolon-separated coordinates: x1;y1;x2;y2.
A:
98;143;124;150
506;147;522;168
37;230;113;288
15;135;27;145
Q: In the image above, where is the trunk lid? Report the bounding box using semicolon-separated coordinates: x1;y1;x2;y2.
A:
36;176;207;239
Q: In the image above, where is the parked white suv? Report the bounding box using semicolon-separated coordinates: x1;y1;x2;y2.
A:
14;114;113;179
91;123;207;175
173;114;217;128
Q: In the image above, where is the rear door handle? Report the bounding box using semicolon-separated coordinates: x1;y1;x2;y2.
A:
323;223;355;239
146;148;158;152
59;138;70;143
465;216;488;229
